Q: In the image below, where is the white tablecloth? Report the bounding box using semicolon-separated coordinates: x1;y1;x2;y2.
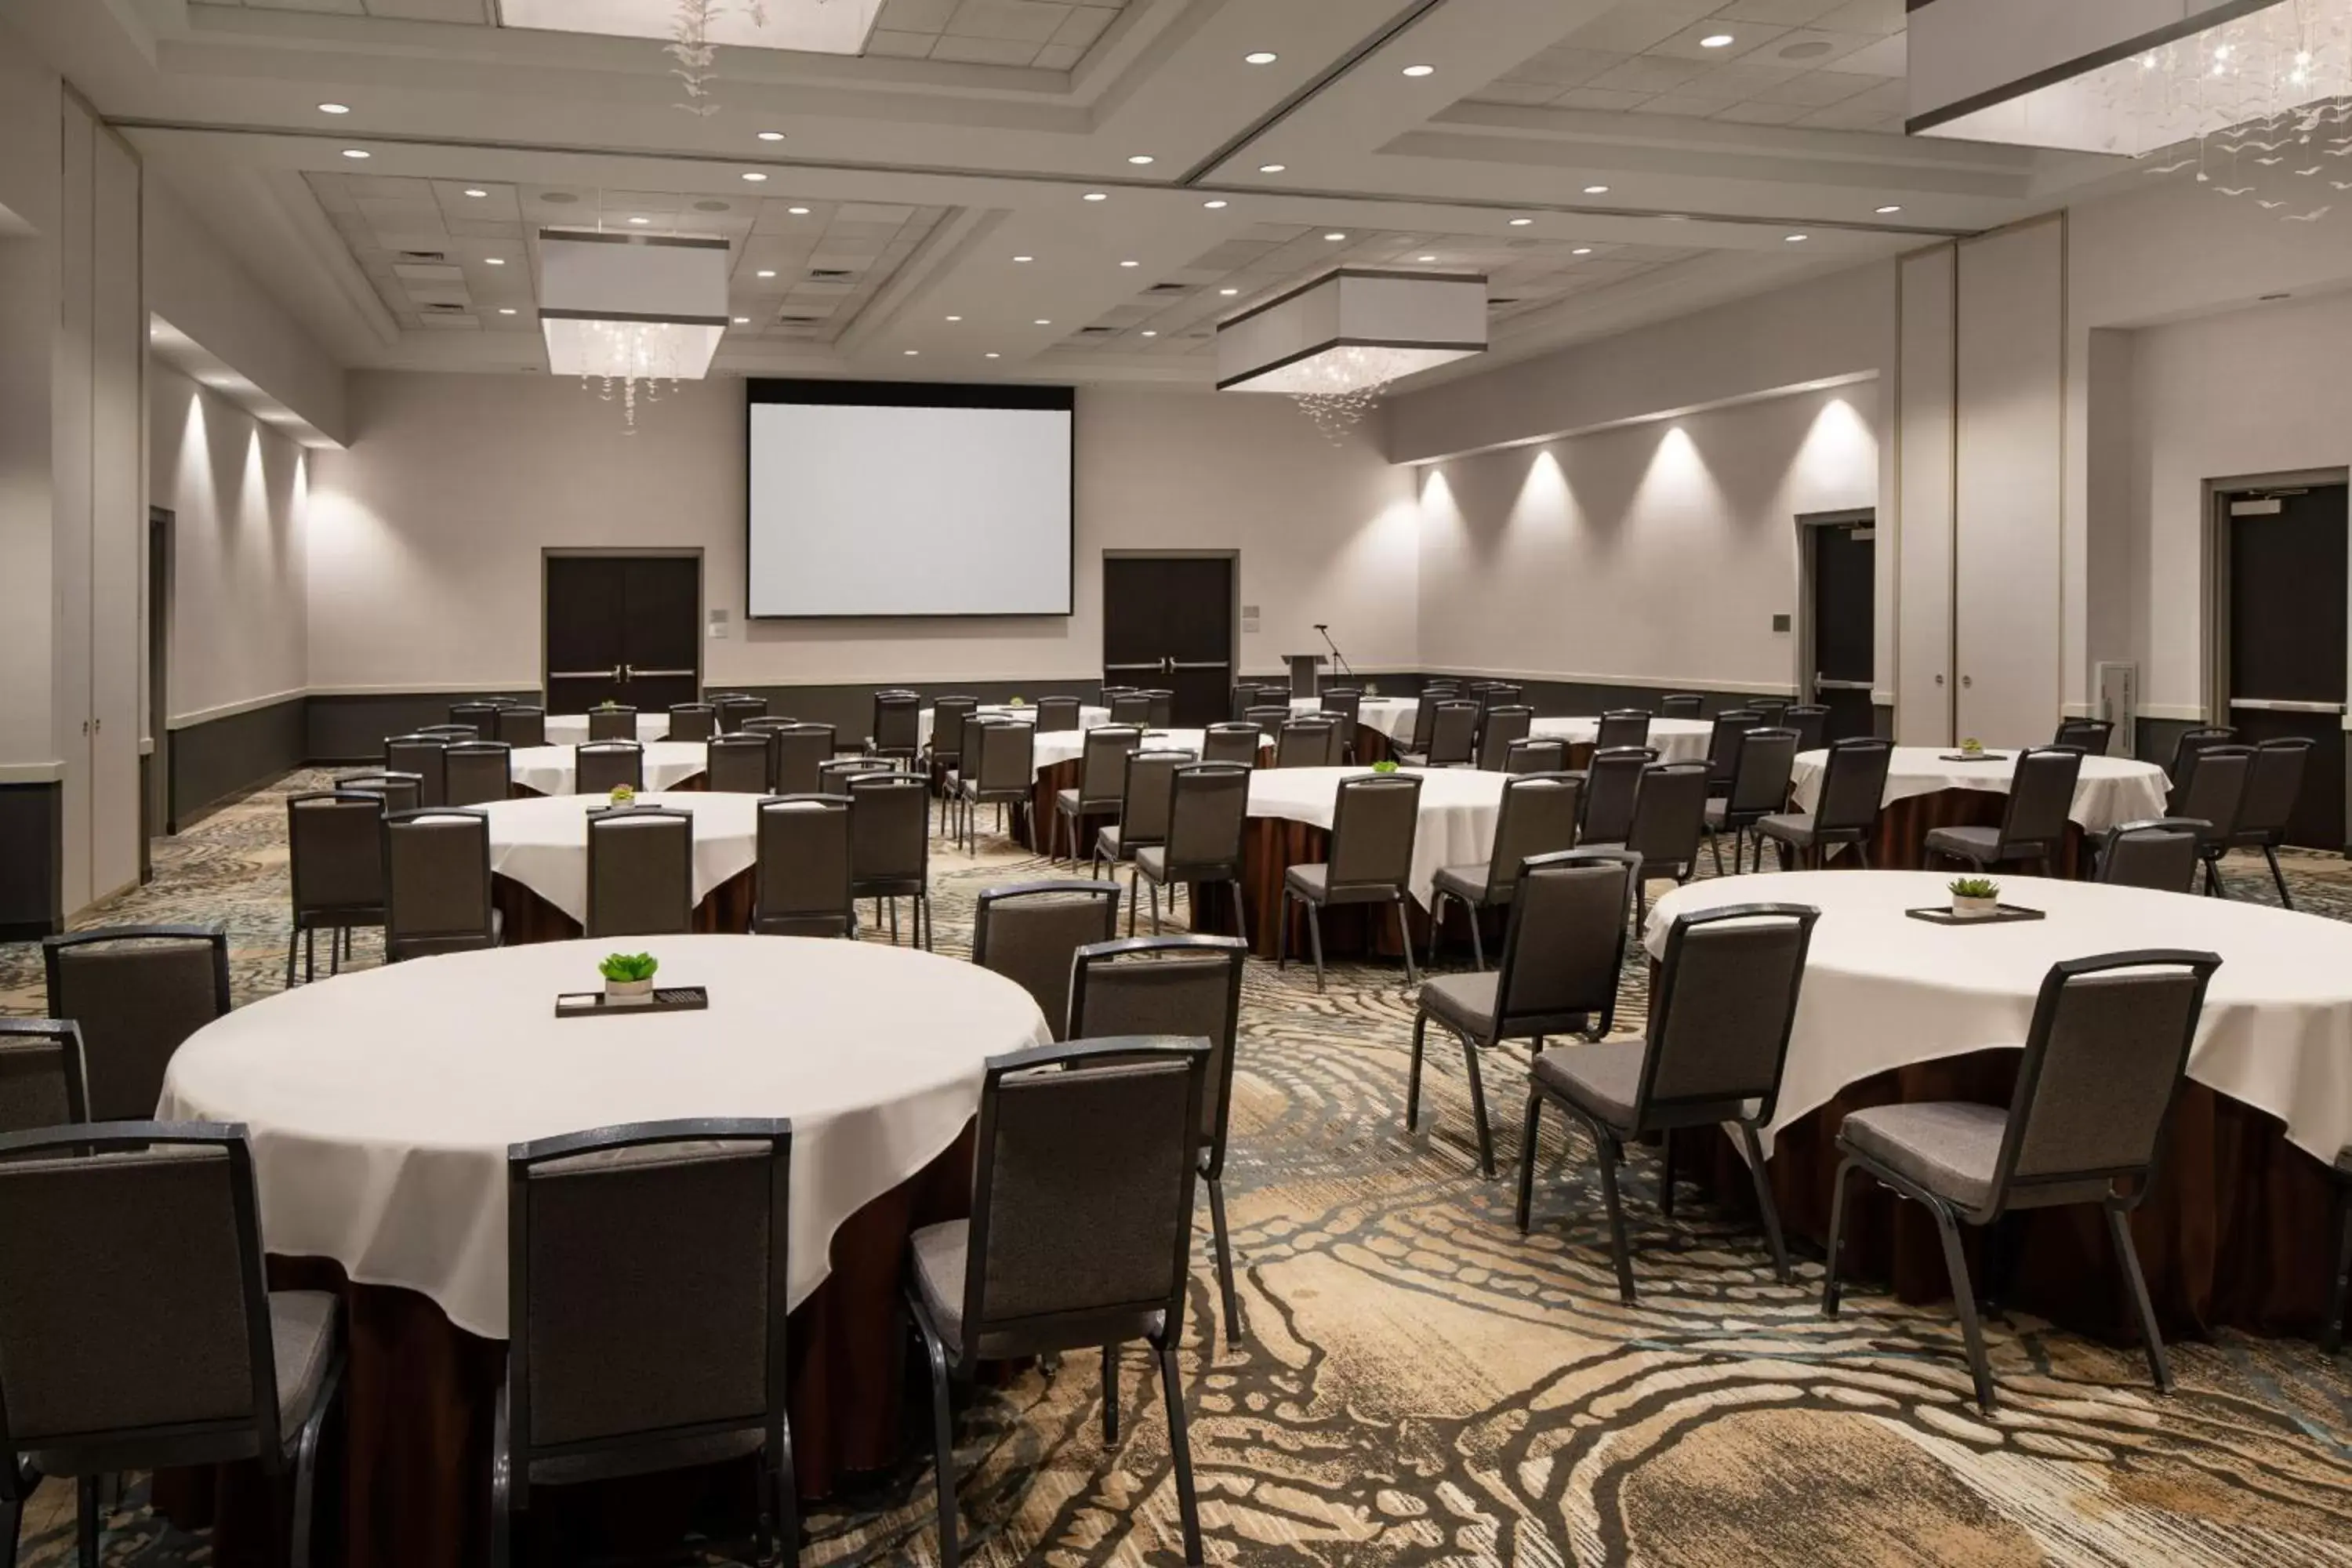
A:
1531;716;1714;764
1029;728;1269;775
543;713;671;746
1288;695;1418;740
1791;746;2169;834
480;792;757;925
1645;870;2352;1164
1247;766;1506;908
509;742;709;797
156;936;1051;1336
915;704;1109;750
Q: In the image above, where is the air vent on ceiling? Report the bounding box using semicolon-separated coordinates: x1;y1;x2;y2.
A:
1078;325;1116;335
422;302;468;312
808;268;855;280
1490;298;1520;307
692;199;731;212
1145;282;1189;294
779;314;818;323
539;192;580;204
398;249;449;264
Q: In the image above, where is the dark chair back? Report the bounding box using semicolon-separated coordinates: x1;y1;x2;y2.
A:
1202;723;1261;767
1624;760;1711;869
2232;736;2313;846
666;704;717;744
1161;763;1250;877
2097;819;2203;894
1639;904;1820;1129
1813;738;1894;834
385;735;450;808
42;927;230;1123
336;770;422;815
1492;850;1635;1036
1319;688;1362;752
1579;746;1658;845
1985;952;2221;1216
848;774;931;895
497;706;548;749
1476;683;1523;722
753;795;853;937
2171;744;2253;844
504;1120;789;1483
1036;695;1083;732
715;696;768;733
445;740;512;808
706;733;774;795
1070;939;1247;1167
384;809;495;960
1276;717;1337;769
0;1019;89;1132
975;720;1037;795
772;724;836;796
1504;737;1567;775
871;691;921;755
1593;711;1650;750
1423;700;1479;766
973;882;1122;1040
1702;710;1762;789
1784;704;1830;753
1114;750;1191;851
289;790;387;923
1420;681;1461;702
586;808;695;938
2164;726;2235;805
449;702;500;740
1995;746;2087;855
1480;773;1584;901
1327;775;1422;891
2054;717;2114;755
575;741;645;797
818;756;895;794
1139;689;1175;729
1475;706;1534;771
1659;693;1704;719
416;724;478;742
1110;692;1153;727
586;706;638;742
1243;703;1290;737
1748;698;1789;729
928;698;980;765
956;1038;1207;1359
1724;727;1800;815
1074;726;1144;809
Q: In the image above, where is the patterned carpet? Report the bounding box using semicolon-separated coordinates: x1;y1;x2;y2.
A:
3;771;2350;1566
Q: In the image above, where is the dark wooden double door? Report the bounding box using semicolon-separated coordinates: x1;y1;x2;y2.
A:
2223;484;2347;850
1102;557;1234;728
544;555;701;715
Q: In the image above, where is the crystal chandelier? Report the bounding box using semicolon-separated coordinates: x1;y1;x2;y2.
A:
1216;270;1490;444
538;232;731;431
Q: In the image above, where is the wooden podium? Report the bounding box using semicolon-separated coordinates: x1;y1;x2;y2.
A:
1284;653;1327;699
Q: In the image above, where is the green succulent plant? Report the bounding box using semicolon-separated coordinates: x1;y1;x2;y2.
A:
1370;759;1402;775
1948;877;2001;901
598;952;659;983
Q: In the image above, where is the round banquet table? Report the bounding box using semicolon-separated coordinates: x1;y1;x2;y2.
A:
153;936;1053;1568
481;793;758;942
1644;870;2352;1338
542;712;671;746
1790;746;2171;871
915;702;1108;750
1530;714;1713;765
1018;728;1270;855
508;740;708;797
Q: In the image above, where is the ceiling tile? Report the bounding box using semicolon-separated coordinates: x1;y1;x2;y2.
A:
945;0;1070;44
1710;0;1849;24
1808;0;1904;34
877;0;958;30
1647;20;1791;60
1751;68;1878;107
1584;54;1711;94
1555;86;1651;112
864;29;937;56
1711;99;1813;125
1559;0;1722;55
927;33;1040;64
1833;32;1906;76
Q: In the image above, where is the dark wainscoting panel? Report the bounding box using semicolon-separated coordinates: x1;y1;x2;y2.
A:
171;697;310;829
0;782;64;940
1421;677;1798;717
307;692;541;766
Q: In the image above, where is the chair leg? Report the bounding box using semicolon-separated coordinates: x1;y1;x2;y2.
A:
1405;1012;1428;1132
2106;1204;2173;1394
1102;1345;1120;1443
2326;1171;2352;1355
1306;902;1327;993
304;927;316;984
1458;1029;1495;1180
918;1317;960;1568
1467;903;1486;972
1708;829;1725;877
1738;1123;1791;1286
1128;869;1141;936
1275;891;1289;970
1594;1129;1638;1304
1425;890;1447;972
1395;897;1418;987
2267;845;2294;909
0;1492;19;1568
1149;877;1162;935
921;891;936;954
285;927;299;989
1207;1174;1241;1346
1155;1340;1206;1567
1821;1157;1857;1318
76;1475;98;1568
1229;878;1248;949
1928;1200;1997;1413
1658;1127;1676;1220
1514;1090;1543;1232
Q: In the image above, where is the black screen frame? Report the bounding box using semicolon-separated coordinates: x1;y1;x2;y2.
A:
744;377;1078;621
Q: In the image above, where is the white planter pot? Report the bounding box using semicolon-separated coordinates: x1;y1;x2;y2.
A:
1950;895;2000;920
604;977;655;1007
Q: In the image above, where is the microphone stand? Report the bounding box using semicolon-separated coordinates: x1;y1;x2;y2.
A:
1314;624;1355;685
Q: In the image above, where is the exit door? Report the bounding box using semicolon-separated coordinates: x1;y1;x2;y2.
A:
2222;483;2347;851
1804;514;1876;743
1102;556;1235;728
543;555;702;716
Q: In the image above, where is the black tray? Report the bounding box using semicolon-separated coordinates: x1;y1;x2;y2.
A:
1904;905;2045;927
1936;753;2009;764
554;985;710;1018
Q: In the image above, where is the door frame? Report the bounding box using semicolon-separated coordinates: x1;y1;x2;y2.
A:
147;506;172;848
1099;548;1240;684
1795;508;1876;707
2203;468;2350;728
540;547;706;700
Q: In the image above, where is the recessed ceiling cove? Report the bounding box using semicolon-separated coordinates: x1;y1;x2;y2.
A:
497;0;884;55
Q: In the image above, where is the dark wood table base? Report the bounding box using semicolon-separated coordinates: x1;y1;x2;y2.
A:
491;870;754;944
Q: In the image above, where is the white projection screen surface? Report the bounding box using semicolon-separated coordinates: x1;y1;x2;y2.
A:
746;381;1075;617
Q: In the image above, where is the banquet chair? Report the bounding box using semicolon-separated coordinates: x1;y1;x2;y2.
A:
1504;738;1568;775
752;795;855;938
666;703;718;744
1475;684;1524;731
1824;949;2222;1413
1319;688;1363;760
1053;726;1142;864
2164;726;2236;806
1276;717;1338;769
850;774;935;949
2096;818;2205;894
2054;717;2114;755
1427;773;1584;972
1228;684;1263;723
953;720;1036;852
715;695;768;733
1593;710;1651;751
1748;698;1790;730
1784;704;1831;753
286;791;389;985
1700;710;1764;796
1401;700;1479;768
1756;737;1893;869
905;1037;1209;1568
924;696;980;789
1475;706;1535;772
1202;721;1263;768
1416;850;1634;1181
1243;703;1291;738
2219;736;2314;907
0;1018;89;1133
42;925;230;1123
586;706;637;742
1521;902;1818;1301
817;756;894;796
1279;773;1423;993
385;809;502;961
972;881;1122;1038
1069;938;1249;1343
1420;681;1460;701
1577;746;1658;847
1027;695;1077;732
2168;743;2254;894
1110;691;1154;727
870;690;922;765
1092;749;1192;879
445;741;513;808
449;701;501;740
496;706;547;749
1141;689;1176;729
1704;726;1800;876
385;734;452;808
1659;692;1704;719
1133;762;1252;940
1923;746;2085;877
1580;761;1712;929
772;724;837;797
0;1122;345;1568
586;807;695;939
495;1119;795;1568
706;733;775;795
336;769;423;815
575;741;644;797
417;724;480;742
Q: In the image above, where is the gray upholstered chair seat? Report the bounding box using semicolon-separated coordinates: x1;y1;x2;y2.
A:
1282;864;1396;906
1922;823;2002;860
1095;825;1131;862
1419;972;1499;1036
1054;788;1083;814
1755;811;1819;846
1135;845;1167;879
1431;863;1492;905
531;1428;766;1485
1838;1102;2007;1210
1530;1039;1756;1131
910;1218;1165;1363
270;1290;340;1436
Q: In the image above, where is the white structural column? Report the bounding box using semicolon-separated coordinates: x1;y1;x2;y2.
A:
1896;247;1956;748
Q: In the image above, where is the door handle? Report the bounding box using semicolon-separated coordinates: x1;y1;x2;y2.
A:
631;668;697;679
1961;675;1973;688
1813;677;1872;691
550;668;621;681
1170;661;1230;671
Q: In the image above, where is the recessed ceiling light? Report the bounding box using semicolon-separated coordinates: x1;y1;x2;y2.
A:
1508;216;1534;227
904;349;919;356
1572;246;1594;255
757;130;785;141
1142;329;1158;337
1583;184;1609;194
498;307;517;315
786;206;811;216
1127;154;1155;165
1013;254;1034;263
985;351;1001;358
627;216;650;225
463;187;488;198
1875;204;1903;214
752;269;775;280
1120;260;1140;267
1219;287;1240;296
318;102;350;114
485;256;505;265
732;317;750;324
1258;163;1287;173
1244;51;1278;65
1083;191;1109;201
340;148;370;159
1700;33;1735;48
1785;232;1809;242
1416;254;1438;262
1401;64;1436;77
741;171;768;182
1203;199;1229;209
1324;231;1347;241
1034;318;1051;325
946;314;962;321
